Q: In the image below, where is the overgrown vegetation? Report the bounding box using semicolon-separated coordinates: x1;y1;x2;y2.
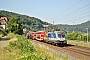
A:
66;32;90;42
7;16;23;35
1;34;69;60
0;29;8;38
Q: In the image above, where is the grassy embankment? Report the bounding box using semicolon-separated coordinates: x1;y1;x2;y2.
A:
67;40;90;48
0;33;69;60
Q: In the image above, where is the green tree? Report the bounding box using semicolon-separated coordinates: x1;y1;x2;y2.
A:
8;16;23;35
17;21;23;35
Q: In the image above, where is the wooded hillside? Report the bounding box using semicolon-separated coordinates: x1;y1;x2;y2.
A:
0;10;50;31
0;10;90;33
56;21;90;33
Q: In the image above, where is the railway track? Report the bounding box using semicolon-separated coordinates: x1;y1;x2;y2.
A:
73;45;90;50
62;47;90;56
31;40;90;60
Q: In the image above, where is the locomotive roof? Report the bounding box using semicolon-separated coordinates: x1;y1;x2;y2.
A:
54;31;65;32
37;31;45;32
54;31;66;34
47;32;53;34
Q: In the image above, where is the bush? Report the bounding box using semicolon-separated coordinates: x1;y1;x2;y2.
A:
66;32;90;41
6;35;52;60
6;33;17;39
66;32;79;40
0;29;7;36
9;35;35;53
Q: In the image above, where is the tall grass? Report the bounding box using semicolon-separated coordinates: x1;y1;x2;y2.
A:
6;33;18;39
33;44;69;60
0;34;69;60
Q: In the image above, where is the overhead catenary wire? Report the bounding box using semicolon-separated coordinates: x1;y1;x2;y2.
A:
51;0;83;20
61;10;90;20
64;14;90;22
61;14;90;25
57;3;90;21
60;6;90;24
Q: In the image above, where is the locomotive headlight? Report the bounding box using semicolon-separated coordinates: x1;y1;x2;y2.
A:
64;40;67;43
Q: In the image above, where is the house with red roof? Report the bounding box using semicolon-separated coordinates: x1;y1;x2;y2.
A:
0;17;8;29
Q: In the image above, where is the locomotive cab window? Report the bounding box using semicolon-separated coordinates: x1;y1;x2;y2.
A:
58;33;61;38
57;32;65;38
62;34;65;38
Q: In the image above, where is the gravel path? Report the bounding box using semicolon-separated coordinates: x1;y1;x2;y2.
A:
0;36;17;48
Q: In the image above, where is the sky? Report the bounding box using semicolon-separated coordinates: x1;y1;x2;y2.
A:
0;0;90;25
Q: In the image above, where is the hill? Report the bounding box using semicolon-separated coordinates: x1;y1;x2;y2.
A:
0;10;51;31
0;10;89;33
56;21;90;33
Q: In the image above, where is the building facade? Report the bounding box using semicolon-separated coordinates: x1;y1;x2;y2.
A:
0;17;8;29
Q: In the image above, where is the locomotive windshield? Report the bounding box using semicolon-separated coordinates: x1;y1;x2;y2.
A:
58;34;61;38
57;32;65;38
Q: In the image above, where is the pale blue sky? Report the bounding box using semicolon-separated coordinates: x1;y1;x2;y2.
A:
0;0;90;25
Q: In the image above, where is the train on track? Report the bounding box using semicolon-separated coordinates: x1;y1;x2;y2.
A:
26;30;67;45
